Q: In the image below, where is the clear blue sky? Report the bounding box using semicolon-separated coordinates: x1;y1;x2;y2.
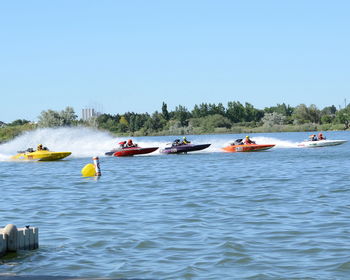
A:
1;0;349;122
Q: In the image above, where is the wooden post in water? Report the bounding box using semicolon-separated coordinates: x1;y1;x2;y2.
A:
0;224;39;257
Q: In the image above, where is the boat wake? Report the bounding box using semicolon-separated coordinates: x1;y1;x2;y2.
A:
249;136;299;148
0;127;117;160
0;128;300;161
185;135;299;152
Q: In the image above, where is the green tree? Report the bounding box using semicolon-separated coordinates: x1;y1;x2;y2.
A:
308;104;321;123
8;119;30;126
38;107;77;127
191;103;209;118
96;114;120;132
119;116;129;126
320;115;334;124
226;101;245;123
262;112;286;126
144;111;167;132
203;114;232;131
38;109;62;127
244;102;263;122
320;105;337;124
173;105;191;126
191;104;202;118
292;104;320;124
335;106;350;129
208;103;226;116
105;118;120;133
60;107;78;126
161;102;170;121
264;103;294;116
292;104;309;124
321;105;337;115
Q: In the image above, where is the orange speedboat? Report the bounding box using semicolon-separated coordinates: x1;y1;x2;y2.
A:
222;138;275;152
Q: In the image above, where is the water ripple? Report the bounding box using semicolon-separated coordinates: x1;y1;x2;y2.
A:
1;132;350;279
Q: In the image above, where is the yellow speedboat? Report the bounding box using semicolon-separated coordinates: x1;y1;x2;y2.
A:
12;149;71;161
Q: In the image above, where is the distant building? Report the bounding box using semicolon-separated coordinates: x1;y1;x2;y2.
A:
82;108;100;121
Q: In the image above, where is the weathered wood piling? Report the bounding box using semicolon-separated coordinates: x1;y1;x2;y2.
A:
0;224;38;257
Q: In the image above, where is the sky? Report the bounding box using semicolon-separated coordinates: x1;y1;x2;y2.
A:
1;0;349;122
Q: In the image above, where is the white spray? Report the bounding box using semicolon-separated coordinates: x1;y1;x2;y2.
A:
0;127;300;161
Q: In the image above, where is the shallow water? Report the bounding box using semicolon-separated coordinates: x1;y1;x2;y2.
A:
1;129;350;279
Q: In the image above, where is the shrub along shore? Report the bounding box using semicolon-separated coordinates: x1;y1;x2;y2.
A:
1;101;349;143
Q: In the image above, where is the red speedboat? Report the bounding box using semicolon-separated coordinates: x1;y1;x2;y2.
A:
105;146;158;157
106;140;158;157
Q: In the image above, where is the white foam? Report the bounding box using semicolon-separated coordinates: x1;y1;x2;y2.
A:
250;136;299;148
0;127;117;160
0;128;301;161
178;135;299;152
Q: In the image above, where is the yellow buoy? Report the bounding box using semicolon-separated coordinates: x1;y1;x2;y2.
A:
81;163;96;177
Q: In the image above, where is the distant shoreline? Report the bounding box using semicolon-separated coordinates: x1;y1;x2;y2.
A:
2;102;350;142
1;123;348;145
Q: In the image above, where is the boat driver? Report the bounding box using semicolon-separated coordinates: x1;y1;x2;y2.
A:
37;144;43;151
318;133;326;140
127;139;136;147
182;137;191;145
244;136;255;145
309;134;317;141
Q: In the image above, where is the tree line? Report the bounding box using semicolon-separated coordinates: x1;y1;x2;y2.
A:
90;102;350;135
2;102;350;141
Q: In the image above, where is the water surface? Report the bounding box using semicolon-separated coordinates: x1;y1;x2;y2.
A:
1;129;350;279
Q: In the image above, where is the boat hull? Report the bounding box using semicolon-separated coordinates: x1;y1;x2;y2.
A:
222;144;275;152
11;151;71;161
297;139;347;148
160;144;210;154
106;147;158;157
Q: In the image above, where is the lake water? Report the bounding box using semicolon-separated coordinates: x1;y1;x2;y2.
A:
0;128;350;279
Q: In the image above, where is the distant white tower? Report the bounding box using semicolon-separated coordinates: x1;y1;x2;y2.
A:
82;108;100;121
